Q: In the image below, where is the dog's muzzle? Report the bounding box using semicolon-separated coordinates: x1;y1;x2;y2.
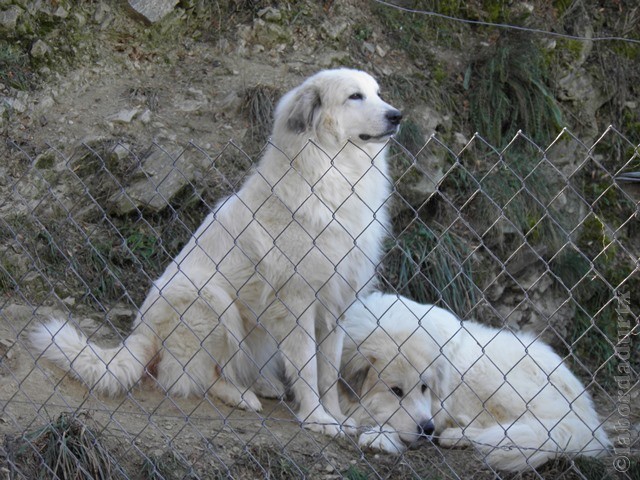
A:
359;108;403;141
418;419;435;439
385;109;403;128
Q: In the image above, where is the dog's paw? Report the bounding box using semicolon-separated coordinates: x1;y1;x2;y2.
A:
238;390;263;412
300;411;345;437
340;416;358;436
209;378;263;412
328;413;358;436
359;428;406;454
437;427;470;448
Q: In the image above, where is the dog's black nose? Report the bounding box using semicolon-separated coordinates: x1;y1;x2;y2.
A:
418;420;435;438
386;109;403;126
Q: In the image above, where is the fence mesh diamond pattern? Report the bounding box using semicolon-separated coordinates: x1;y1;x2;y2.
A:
0;128;638;479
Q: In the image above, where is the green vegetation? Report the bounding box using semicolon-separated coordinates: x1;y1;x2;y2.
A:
480;147;564;246
343;465;369;480
222;444;306;479
385;221;476;318
0;44;34;91
370;1;432;61
142;449;197;480
465;33;562;148
535;455;616;480
0;260;17;292
550;213;638;385
6;413;124;480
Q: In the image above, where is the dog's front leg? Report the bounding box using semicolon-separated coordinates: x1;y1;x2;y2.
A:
279;308;345;437
358;425;406;454
316;322;358;435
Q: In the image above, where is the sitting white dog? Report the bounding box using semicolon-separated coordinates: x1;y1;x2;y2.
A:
340;292;611;471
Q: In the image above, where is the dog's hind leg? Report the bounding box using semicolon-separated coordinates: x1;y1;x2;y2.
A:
152;290;262;411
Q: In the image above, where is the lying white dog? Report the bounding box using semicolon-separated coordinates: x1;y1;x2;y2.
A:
340;292;611;470
30;69;401;437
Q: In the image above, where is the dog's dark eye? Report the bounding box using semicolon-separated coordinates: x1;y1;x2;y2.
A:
391;387;404;397
421;384;428;394
349;93;363;100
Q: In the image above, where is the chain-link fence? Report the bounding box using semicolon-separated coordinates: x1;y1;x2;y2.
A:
0;128;638;479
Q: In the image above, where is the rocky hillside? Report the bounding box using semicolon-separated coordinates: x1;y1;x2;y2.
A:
2;0;639;353
2;0;639;341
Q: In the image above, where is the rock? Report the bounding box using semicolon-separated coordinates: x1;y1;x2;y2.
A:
53;6;68;19
62;296;76;307
321;20;348;40
73;12;86;27
0;338;15;360
419;105;452;137
2;95;27;113
107;144;209;214
125;0;179;24
107;108;140;124
452;132;468;150
0;5;21;32
38;95;55;110
106;305;136;330
557;67;612;137
257;6;281;23
250;18;290;49
30;39;51;59
138;109;152;124
220;91;241;112
111;143;132;162
362;42;375;56
93;3;111;24
174;87;207;113
392;151;445;210
407;159;444;197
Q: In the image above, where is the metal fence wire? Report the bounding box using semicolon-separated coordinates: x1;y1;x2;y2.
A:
0;128;638;480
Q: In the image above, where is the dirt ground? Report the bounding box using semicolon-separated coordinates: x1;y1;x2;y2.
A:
0;304;494;480
0;303;634;479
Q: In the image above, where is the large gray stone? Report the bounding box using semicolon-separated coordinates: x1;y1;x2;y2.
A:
125;0;179;24
108;145;209;214
0;5;21;32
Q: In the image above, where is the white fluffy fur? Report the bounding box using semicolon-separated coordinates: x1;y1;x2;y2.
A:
340;292;611;471
30;69;401;437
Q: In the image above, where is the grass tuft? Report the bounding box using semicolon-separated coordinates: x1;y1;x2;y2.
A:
242;84;281;150
384;220;476;318
6;413;123;480
466;32;562;148
142;449;197;480
0;44;35;91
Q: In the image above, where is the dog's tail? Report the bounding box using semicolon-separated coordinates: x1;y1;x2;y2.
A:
30;318;156;396
474;415;611;471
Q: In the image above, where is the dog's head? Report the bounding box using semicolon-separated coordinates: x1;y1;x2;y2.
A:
342;325;448;447
341;294;460;449
274;69;402;151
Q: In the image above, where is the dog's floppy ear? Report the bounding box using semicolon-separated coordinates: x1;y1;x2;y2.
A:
284;85;321;133
340;355;376;402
